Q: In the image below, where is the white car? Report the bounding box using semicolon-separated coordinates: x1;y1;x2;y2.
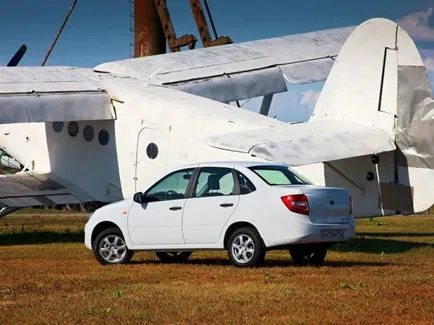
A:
85;162;355;267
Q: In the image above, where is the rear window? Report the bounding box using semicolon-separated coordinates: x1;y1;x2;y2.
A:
249;165;312;186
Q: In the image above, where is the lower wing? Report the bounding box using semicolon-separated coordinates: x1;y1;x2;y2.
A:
0;172;83;208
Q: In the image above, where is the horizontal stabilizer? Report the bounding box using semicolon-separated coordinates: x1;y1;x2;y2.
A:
207;120;396;166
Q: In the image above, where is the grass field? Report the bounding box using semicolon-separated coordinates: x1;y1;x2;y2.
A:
0;213;433;324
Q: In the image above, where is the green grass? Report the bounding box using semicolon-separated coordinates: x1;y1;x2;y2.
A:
0;213;432;324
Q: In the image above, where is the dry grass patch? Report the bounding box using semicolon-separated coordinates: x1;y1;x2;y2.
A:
0;213;432;324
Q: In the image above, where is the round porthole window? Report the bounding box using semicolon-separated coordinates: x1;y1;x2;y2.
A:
98;129;110;146
146;143;158;159
67;121;79;137
366;172;375;181
83;125;94;142
52;121;64;133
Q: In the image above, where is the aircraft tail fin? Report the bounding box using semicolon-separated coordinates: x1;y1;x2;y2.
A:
311;18;434;214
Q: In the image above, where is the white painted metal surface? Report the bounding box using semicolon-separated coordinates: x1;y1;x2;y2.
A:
306;18;434;214
311;18;398;134
96;27;353;83
85;162;355;255
0;18;432;218
0;67;114;123
127;198;185;245
95;26;354;102
207;119;396;166
182;194;239;244
0;67;101;93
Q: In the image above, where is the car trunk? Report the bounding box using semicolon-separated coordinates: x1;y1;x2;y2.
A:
301;186;350;224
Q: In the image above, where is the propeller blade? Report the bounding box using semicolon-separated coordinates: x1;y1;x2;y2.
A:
7;45;27;66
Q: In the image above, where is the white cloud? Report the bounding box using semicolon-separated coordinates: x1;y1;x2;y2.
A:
420;50;434;71
424;57;434;72
398;7;434;42
419;50;434;90
300;90;320;109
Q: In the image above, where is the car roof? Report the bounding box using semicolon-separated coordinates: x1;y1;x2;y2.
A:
177;160;286;169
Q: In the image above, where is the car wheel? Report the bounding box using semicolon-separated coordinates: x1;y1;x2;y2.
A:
227;227;265;267
289;244;328;266
93;227;133;265
155;251;192;263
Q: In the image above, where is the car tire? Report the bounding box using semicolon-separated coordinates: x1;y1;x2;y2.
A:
289;244;328;266
93;227;133;265
227;227;265;267
155;251;192;263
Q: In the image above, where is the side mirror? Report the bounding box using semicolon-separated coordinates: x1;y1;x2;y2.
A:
133;192;145;204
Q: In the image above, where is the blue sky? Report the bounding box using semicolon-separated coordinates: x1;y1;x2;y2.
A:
0;0;433;121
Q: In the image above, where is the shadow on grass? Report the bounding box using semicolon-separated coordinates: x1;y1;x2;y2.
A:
1;230;432;258
332;236;434;254
0;230;84;245
189;258;392;268
131;257;393;267
357;232;434;238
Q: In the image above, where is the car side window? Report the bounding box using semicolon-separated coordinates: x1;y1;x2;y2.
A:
145;168;194;202
236;171;256;194
193;167;235;197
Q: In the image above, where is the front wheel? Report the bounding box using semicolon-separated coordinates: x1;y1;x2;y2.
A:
93;227;133;265
227;227;265;267
155;251;192;263
289;244;328;266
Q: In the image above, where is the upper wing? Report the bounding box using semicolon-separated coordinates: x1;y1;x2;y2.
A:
0;67;114;124
207;120;396;166
95;26;354;103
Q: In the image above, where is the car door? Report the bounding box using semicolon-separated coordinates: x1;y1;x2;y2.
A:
182;167;240;244
127;168;195;245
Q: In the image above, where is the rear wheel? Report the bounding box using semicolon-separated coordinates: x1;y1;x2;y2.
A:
289;244;328;265
227;227;265;267
155;251;192;263
93;227;133;265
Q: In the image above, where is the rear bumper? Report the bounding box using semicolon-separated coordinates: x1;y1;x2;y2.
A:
264;217;355;248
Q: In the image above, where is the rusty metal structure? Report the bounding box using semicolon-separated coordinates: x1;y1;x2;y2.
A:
189;0;232;48
133;0;166;57
133;0;232;56
153;0;197;52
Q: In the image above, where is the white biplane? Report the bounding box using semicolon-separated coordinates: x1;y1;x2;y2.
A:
0;18;432;217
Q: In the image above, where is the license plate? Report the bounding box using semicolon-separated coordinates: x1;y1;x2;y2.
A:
320;230;344;240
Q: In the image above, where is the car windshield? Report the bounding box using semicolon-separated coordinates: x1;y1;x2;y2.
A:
249;165;312;186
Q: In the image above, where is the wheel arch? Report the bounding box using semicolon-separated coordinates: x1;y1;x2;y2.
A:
223;221;264;249
91;221;122;248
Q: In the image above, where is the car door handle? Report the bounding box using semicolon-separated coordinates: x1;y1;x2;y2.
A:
169;206;182;211
220;203;234;208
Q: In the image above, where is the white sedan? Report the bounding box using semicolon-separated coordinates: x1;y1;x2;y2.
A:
85;162;355;267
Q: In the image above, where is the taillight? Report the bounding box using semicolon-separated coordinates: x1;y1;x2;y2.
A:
349;195;353;215
281;194;309;216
